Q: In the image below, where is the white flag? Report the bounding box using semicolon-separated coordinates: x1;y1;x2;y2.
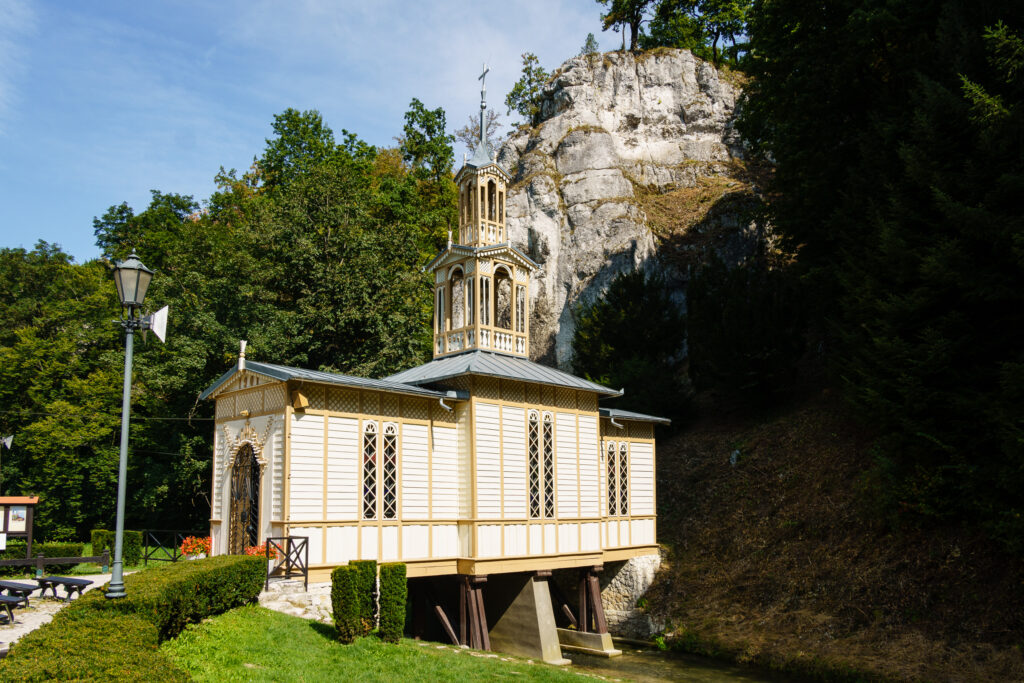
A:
1;435;11;449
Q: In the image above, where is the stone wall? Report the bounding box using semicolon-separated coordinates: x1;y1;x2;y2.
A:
599;553;665;638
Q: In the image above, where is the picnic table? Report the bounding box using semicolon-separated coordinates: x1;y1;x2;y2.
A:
0;594;21;623
35;576;93;602
0;579;38;608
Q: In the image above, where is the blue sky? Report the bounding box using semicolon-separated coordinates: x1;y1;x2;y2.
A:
0;0;612;263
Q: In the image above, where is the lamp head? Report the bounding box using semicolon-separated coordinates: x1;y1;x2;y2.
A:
113;253;154;309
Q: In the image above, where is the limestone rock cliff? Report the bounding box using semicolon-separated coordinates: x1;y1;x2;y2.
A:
499;48;759;368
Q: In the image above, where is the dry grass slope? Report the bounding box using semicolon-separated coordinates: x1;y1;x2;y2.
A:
648;393;1024;682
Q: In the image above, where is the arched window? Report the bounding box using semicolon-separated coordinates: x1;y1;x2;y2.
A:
495;267;512;330
515;285;527;334
487;180;497;222
606;441;619;516
466;276;475;326
450;268;465;329
528;411;541;518
499;191;504;224
435;287;445;334
542;413;555;518
618;441;629;515
362;421;378;520
479;276;491;326
382;423;399;519
480;185;486;220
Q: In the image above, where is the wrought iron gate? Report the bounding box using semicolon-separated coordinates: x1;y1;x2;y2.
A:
229;444;260;554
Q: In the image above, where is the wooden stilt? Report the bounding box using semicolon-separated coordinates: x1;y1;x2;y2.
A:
547;576;578;629
578;570;590;632
587;572;608;634
459;576;468;646
424;581;459;646
472;576;490;651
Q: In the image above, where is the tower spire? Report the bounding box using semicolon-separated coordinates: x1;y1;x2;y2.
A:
478;63;489;146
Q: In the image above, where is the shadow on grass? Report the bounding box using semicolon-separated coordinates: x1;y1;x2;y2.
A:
310;620;339;641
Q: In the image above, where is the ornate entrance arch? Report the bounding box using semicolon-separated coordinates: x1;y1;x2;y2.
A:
229;443;261;555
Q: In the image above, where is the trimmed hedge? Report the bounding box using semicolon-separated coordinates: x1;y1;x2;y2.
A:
0;611;187;681
0;555;263;680
331;565;361;644
91;528;143;566
378;562;407;644
1;540;85;574
350;559;377;634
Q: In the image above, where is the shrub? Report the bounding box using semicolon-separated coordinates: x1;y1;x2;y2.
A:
331;565;361;644
0;538;28;576
349;559;377;634
91;529;143;566
0;556;259;681
71;554;266;640
35;541;85;573
0;611;187;681
378;562;407;644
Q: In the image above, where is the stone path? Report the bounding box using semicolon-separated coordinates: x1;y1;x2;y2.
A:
0;573;112;659
258;578;333;623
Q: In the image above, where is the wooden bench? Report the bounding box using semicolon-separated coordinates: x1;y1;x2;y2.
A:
0;594;21;623
35;576;93;602
0;579;38;608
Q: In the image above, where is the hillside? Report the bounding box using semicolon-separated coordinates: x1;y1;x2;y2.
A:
647;393;1024;682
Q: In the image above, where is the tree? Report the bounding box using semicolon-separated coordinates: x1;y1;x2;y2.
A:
739;0;1024;550
596;0;655;51
580;32;601;56
640;0;751;66
454;109;504;156
572;269;689;424
504;53;550;126
399;98;458;253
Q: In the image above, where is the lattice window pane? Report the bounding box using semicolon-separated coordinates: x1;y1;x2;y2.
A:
362;422;378;520
528;412;542;519
619;442;629;516
607;442;618;516
382;423;398;519
542;413;555;519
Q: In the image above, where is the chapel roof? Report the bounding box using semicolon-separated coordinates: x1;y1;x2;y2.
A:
424;242;540;274
599;407;671;426
384;350;623;397
199;360;458;402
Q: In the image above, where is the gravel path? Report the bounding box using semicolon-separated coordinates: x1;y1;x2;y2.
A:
0;573;113;658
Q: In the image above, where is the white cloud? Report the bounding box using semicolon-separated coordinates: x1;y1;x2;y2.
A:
0;0;36;133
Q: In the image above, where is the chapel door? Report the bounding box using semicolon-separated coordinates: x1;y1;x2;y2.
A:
229;444;261;554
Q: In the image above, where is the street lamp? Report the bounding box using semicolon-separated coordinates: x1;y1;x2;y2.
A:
106;253;153;599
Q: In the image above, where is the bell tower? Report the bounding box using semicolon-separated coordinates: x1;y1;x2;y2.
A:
426;65;538;360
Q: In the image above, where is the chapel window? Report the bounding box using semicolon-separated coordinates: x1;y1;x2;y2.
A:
451;269;465;329
382;423;399;519
480;276;491;326
487;180;497;222
606;441;619;516
495;267;512;330
619;441;629;515
362;421;378;520
480;185;486;220
435;287;445;334
542;412;555;518
466;277;475;325
515;285;526;334
528;411;543;519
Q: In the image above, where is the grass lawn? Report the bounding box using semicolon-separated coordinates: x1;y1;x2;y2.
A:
162;605;599;682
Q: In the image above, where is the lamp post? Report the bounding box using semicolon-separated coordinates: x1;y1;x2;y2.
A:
106;253;153;599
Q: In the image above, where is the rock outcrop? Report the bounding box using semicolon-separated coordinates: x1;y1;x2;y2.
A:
499;48;756;368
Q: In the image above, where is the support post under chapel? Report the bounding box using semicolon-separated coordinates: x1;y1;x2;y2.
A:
460;575;490;651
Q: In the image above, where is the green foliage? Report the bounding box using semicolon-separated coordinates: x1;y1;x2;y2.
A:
399;98;458;255
378;562;407;644
0;611;187;682
597;0;655;51
0;555;259;681
331;565;361;644
454;109;504;156
33;541;85;573
739;0;1024;550
92;529;143;566
580;32;601;56
505;53;550;125
572;269;688;424
641;0;751;65
71;554;265;640
686;258;805;404
349;559;377;635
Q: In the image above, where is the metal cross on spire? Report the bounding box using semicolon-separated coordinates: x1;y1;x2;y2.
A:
478;63;490;145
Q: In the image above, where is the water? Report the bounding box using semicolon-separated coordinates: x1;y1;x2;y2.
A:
565;645;780;683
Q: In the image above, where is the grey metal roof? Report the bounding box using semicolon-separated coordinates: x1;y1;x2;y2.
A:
467;140;494;167
599;407;671;426
384;351;622;397
199;360;453;402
